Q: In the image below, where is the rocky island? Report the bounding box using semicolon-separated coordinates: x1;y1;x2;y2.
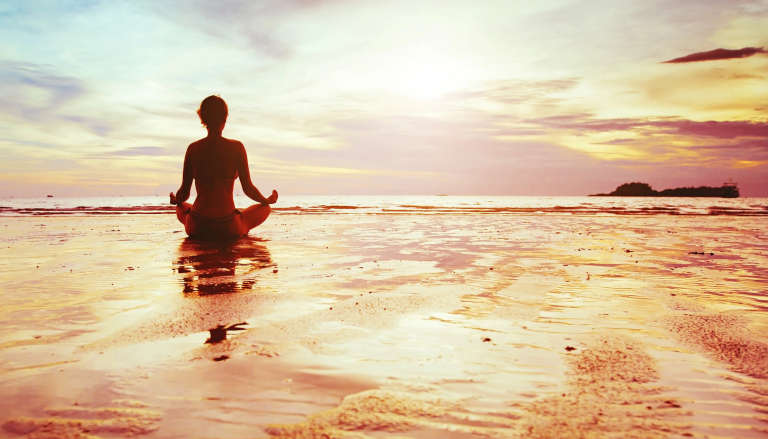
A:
591;182;739;198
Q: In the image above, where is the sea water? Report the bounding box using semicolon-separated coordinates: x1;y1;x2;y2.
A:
1;195;766;216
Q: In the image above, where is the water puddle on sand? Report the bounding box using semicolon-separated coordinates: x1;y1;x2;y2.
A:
0;213;767;438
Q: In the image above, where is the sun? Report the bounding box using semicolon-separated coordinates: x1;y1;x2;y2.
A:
369;46;475;100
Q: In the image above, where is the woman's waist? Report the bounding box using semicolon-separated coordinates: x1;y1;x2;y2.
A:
190;200;238;219
190;208;240;222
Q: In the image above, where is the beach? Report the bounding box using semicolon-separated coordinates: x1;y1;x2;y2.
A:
0;197;767;438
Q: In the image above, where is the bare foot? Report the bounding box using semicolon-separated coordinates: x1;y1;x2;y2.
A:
169;192;177;205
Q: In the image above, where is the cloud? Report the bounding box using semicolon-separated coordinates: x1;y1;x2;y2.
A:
104;146;170;157
690;139;768;156
519;113;768;175
133;0;287;58
525;114;642;133
450;78;580;104
138;0;340;59
525;114;768;140
653;119;768;138
0;61;112;136
258;111;616;195
0;62;84;115
662;46;766;63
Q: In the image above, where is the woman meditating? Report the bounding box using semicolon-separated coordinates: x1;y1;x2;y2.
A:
170;95;278;240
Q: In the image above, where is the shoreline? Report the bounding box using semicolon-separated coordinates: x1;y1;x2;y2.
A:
1;195;766;218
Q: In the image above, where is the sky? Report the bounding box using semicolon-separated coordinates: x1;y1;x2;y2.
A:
1;0;767;197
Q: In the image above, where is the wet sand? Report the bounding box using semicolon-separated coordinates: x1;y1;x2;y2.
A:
0;212;767;438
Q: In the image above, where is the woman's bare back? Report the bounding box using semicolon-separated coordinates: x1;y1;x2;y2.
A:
188;137;241;217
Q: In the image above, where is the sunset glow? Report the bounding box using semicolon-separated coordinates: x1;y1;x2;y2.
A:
1;0;767;196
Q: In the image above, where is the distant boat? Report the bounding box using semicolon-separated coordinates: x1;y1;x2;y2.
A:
46;194;54;198
591;182;739;198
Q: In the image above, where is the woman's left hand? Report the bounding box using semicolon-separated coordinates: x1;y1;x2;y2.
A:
266;190;278;204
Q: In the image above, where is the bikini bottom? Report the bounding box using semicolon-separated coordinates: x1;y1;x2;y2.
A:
185;209;245;240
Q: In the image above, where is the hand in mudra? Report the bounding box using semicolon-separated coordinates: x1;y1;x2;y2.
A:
266;190;278;204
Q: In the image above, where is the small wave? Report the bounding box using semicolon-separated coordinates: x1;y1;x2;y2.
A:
2;198;767;216
1;206;174;215
708;206;768;216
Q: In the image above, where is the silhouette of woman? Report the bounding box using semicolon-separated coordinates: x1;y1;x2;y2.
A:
170;95;278;240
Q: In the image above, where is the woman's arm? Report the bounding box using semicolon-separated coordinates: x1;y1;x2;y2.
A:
236;142;278;204
171;145;194;204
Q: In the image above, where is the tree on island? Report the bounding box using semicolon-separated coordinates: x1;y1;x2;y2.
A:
591;181;739;198
608;182;656;196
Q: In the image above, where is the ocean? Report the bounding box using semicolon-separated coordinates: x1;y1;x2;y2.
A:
1;194;767;216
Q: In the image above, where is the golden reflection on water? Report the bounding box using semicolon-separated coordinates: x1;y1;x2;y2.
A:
175;237;273;295
2;213;766;438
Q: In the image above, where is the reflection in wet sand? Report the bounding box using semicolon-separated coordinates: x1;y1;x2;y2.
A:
2;211;768;438
175;237;273;295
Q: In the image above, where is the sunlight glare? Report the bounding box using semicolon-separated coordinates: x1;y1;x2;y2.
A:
374;46;475;100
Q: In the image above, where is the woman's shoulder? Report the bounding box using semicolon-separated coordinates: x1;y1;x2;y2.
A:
187;137;242;150
187;138;208;151
220;138;245;155
222;137;244;147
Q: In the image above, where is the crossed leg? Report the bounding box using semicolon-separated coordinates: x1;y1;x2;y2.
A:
175;203;193;236
170;192;193;233
175;203;191;223
170;192;271;237
238;203;271;234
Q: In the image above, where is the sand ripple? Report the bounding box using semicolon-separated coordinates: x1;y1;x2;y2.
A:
263;336;690;438
665;311;768;379
2;400;160;439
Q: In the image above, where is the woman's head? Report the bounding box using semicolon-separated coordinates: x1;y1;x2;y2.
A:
197;95;228;131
